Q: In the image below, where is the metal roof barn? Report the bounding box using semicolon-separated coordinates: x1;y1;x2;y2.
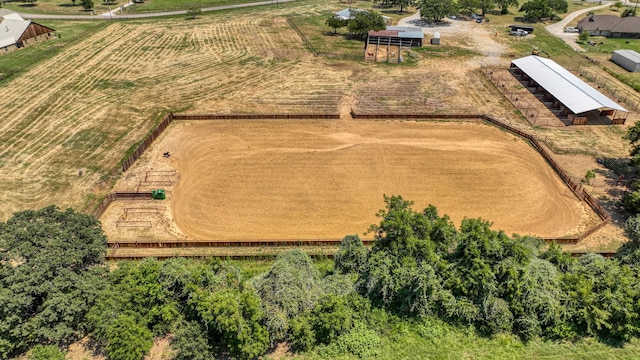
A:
511;55;627;114
611;49;640;72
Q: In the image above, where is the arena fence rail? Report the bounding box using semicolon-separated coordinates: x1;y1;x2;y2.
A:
98;112;615;258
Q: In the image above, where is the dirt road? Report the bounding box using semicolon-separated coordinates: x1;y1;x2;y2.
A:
398;11;506;65
545;2;612;52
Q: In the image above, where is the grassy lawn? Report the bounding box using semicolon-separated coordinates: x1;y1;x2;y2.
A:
289;14;365;60
1;0;282;15
296;318;640;360
1;0;118;15
0;20;107;82
127;0;274;13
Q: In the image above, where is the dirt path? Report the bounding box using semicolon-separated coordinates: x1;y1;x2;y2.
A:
398;10;506;66
545;2;612;52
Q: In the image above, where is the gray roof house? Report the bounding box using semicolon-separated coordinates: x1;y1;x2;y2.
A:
0;9;55;53
334;8;391;24
576;15;640;38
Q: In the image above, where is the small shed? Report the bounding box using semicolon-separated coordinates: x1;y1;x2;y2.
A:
508;24;534;33
611;49;640;72
431;32;440;45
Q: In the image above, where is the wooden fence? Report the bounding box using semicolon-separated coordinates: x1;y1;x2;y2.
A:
108;239;375;249
350;111;612;244
122;113;175;172
173;113;339;120
101;111;613;250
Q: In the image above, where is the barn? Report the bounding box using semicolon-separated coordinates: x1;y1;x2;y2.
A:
0;9;56;54
367;26;423;47
611;49;640;72
510;55;628;125
365;26;423;63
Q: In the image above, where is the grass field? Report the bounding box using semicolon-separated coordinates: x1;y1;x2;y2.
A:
297;320;640;359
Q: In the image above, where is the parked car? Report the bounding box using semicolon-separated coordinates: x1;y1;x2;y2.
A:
564;27;580;33
510;29;528;36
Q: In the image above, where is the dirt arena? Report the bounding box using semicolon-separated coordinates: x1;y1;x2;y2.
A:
102;119;598;241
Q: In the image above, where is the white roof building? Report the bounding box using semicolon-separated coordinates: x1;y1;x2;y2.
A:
0;9;55;51
511;55;626;114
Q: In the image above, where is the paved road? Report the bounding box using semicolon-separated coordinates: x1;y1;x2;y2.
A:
18;0;296;20
545;2;612;52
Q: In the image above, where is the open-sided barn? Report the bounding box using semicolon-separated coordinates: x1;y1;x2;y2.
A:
367;26;423;48
0;9;55;54
510;55;628;125
611;49;640;72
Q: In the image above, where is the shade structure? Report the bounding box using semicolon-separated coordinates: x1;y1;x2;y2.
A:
511;55;627;114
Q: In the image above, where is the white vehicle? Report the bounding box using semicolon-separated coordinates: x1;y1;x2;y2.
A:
564;27;580;33
510;29;528;36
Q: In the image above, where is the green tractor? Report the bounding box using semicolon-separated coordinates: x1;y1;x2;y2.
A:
151;189;166;200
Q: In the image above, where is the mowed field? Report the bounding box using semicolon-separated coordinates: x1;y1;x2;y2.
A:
0;2;524;223
101;119;596;241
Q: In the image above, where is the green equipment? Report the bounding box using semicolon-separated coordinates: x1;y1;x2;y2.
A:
151;189;166;200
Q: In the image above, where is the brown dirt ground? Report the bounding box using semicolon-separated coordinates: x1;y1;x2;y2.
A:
101;119;595;241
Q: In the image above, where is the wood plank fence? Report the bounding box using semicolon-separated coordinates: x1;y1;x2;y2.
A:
100;111;613;253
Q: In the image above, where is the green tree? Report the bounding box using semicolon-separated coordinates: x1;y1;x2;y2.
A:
391;0;414;12
614;1;623;10
416;0;457;22
478;0;495;16
252;250;321;345
334;235;368;274
170;321;212;360
578;30;590;43
584;169;596;184
495;0;518;14
519;0;553;21
547;0;568;16
80;0;93;10
189;288;269;358
27;345;65;360
326;15;347;34
562;254;640;340
457;0;480;14
616;214;640;266
105;314;154;360
347;10;386;38
0;206;107;358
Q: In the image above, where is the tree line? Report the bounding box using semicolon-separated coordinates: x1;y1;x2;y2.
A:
326;0;568;32
3;199;640;359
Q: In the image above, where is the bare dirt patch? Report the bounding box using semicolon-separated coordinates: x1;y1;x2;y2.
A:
102;119;595;241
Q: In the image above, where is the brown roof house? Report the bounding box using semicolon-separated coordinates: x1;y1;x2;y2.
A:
0;9;56;54
577;15;640;38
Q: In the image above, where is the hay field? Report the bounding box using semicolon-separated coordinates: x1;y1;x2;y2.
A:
0;2;524;222
100;119;596;241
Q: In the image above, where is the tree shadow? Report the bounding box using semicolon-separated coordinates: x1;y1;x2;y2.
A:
58;3;80;7
403;18;453;28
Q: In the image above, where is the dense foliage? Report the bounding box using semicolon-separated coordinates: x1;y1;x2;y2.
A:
0;206;107;359
5;198;640;359
623;123;640;214
347;10;387;38
358;196;640;343
519;0;567;21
